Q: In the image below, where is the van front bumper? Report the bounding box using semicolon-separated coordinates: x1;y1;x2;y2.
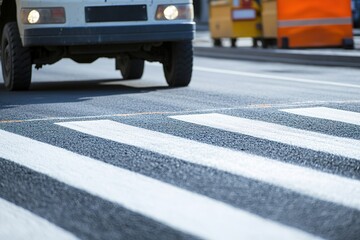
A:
23;23;195;47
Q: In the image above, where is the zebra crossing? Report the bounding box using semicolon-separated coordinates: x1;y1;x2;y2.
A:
281;107;360;126
171;112;360;160
0;106;359;239
0;198;79;240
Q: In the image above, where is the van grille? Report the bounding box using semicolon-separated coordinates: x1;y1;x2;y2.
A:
85;5;147;23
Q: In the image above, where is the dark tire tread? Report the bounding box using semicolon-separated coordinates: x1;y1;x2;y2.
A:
120;59;144;80
163;41;193;87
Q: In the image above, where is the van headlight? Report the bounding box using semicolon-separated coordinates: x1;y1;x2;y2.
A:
156;4;194;21
21;8;66;24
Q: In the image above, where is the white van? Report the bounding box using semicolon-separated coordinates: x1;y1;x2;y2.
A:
0;0;195;90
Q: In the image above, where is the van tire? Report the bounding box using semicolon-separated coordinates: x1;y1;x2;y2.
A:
163;41;193;87
1;22;32;91
119;58;145;80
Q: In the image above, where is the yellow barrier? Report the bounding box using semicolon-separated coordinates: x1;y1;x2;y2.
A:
209;0;262;47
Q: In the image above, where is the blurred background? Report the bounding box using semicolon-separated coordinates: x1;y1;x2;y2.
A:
193;0;360;50
194;0;360;28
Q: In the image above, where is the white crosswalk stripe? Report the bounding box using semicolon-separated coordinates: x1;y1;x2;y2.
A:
57;119;360;212
281;107;360;126
2;107;360;239
171;113;360;160
0;129;318;240
0;198;79;240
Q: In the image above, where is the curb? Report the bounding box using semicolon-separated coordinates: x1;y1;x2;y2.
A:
194;46;360;68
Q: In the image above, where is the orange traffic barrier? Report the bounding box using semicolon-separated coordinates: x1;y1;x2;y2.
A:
277;0;354;49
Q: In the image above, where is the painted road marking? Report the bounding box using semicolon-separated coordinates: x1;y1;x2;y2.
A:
0;198;79;240
194;66;360;89
281;107;360;126
2;100;360;124
171;113;360;160
57;120;360;211
0;129;316;240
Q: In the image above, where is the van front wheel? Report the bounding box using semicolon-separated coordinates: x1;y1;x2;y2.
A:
1;22;32;91
163;41;193;87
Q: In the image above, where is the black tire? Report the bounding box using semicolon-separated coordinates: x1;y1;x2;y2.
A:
119;58;144;80
281;37;290;49
342;38;354;50
231;38;237;48
213;38;222;47
262;39;269;49
163;41;193;87
252;38;259;48
1;22;32;91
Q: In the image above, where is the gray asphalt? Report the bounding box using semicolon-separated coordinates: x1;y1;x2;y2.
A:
0;57;360;240
194;30;360;67
194;46;360;68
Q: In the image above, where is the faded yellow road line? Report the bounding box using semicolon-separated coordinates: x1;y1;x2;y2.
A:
1;100;360;124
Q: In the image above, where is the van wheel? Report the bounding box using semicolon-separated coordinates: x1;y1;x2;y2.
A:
163;41;193;87
1;22;32;91
118;58;144;80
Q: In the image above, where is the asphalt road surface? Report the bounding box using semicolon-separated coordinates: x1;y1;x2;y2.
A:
0;56;360;240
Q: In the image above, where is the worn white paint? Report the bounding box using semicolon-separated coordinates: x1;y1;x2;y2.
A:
281;107;360;126
0;198;79;240
0;129;317;240
58;120;360;212
171;113;360;160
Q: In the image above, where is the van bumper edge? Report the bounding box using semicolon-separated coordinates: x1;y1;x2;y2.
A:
23;23;195;47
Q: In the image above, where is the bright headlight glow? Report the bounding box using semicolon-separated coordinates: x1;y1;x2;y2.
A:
155;4;193;21
27;10;40;24
163;5;179;20
21;8;66;24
